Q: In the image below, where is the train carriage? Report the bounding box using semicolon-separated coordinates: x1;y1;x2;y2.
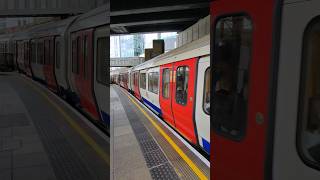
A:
28;17;78;94
68;5;109;128
0;5;109;133
121;34;211;154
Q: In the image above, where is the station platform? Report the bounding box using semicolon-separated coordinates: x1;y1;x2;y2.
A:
111;85;210;180
0;73;109;180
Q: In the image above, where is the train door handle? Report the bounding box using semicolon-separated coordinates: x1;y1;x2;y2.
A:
255;112;264;125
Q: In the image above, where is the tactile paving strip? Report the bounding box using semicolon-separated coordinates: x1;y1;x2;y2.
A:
150;162;180;180
0;113;30;128
24;107;96;180
116;89;180;180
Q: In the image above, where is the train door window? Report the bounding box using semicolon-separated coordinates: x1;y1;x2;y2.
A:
31;42;36;63
44;40;49;65
298;18;320;170
96;37;107;85
175;66;189;105
203;67;210;114
72;40;77;73
55;42;60;69
212;16;253;140
140;73;146;89
162;68;170;99
37;42;43;65
148;72;159;94
83;36;88;79
76;37;81;74
50;40;54;65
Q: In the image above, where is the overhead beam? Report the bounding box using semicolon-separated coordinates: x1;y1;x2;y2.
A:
111;17;197;28
110;2;209;16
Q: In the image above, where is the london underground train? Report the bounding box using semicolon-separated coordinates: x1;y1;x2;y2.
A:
115;35;210;155
0;5;109;134
211;0;320;179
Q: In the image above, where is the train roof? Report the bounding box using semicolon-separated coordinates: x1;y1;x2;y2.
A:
133;34;210;71
110;67;130;75
69;5;108;33
0;33;15;42
27;17;78;39
1;4;108;42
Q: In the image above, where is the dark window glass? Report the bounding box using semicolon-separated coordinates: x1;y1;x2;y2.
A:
96;37;107;85
176;66;189;105
298;18;320;170
44;40;49;65
76;37;81;74
31;41;36;63
83;36;88;78
72;40;76;73
212;16;253;140
140;73;146;89
148;72;159;94
162;69;170;98
37;42;44;65
203;67;211;114
55;42;60;69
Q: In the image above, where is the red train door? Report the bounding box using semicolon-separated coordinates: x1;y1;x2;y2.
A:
159;64;175;126
43;37;58;92
133;71;141;100
172;58;197;144
76;30;99;120
211;0;277;179
24;41;32;77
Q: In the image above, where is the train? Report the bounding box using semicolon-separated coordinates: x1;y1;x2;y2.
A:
0;5;109;134
111;34;210;155
210;0;320;179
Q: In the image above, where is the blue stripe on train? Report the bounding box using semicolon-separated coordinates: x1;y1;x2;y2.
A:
101;111;110;125
202;138;210;154
141;97;162;116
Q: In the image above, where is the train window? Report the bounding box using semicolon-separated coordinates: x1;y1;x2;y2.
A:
203;67;211;114
37;42;44;65
72;40;77;73
76;37;81;74
140;73;146;89
212;15;252;140
298;18;320;170
162;68;170;99
44;40;49;65
31;42;36;63
83;36;88;78
176;66;189;105
96;37;107;85
55;42;60;69
148;72;159;94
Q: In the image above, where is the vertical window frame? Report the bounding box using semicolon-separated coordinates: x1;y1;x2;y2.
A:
211;14;253;141
175;66;189;106
162;68;170;99
297;16;320;171
55;41;60;69
203;67;211;115
96;37;107;85
83;35;88;79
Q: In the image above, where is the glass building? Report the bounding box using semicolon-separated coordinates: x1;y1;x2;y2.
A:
110;32;177;58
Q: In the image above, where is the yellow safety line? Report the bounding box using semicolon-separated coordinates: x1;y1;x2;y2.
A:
19;76;110;166
122;88;208;180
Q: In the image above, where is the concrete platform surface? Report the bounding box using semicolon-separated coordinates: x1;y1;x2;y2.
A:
0;73;109;180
